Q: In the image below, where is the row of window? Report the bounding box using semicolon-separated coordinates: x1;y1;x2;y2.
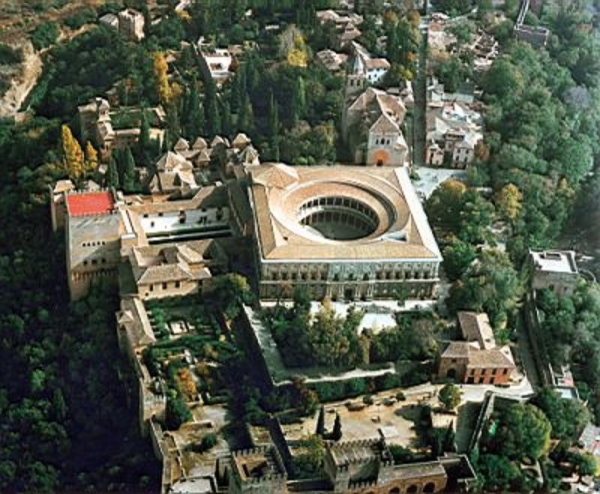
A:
264;271;434;281
81;241;106;247
300;211;375;233
83;258;108;266
142;207;222;219
72;269;114;281
148;281;182;291
298;196;377;222
468;367;510;376
374;138;392;145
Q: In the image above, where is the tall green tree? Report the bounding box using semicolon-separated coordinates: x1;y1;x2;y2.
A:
107;156;120;189
237;94;254;133
315;405;325;436
122;148;136;193
331;413;342;441
137;111;151;167
204;79;221;136
184;78;205;140
268;90;279;138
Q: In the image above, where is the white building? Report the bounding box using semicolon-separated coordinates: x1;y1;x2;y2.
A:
529;250;579;297
197;39;234;87
350;42;390;85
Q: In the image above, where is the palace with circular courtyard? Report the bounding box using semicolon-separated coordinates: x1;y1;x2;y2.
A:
249;164;442;301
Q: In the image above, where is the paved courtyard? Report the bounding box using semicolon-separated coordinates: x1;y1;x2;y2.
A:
412;166;467;199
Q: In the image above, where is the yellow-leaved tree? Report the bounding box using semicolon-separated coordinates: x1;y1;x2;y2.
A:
495;183;523;221
61;124;85;179
153;51;171;106
84;141;98;174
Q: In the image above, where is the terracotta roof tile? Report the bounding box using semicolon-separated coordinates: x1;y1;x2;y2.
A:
66;192;114;217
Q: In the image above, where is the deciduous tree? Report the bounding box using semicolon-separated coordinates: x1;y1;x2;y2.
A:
439;383;462;411
61;125;84;179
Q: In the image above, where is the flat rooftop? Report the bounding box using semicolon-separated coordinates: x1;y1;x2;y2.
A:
530;250;578;274
66;191;114;217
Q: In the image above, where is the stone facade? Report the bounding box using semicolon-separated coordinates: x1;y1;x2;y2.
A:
118;8;145;42
258;260;439;301
228;446;288;494
324;439;473;494
64;191;122;300
343;87;408;167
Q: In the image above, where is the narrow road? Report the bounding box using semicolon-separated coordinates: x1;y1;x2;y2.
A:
413;5;429;168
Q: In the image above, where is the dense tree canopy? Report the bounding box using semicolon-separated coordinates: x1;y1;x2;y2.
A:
487;403;552;461
532;388;590;442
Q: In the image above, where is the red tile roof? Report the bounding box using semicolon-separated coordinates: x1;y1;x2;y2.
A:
66;192;114;217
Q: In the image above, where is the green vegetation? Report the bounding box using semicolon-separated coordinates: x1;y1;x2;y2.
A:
438;383;462;411
474;401;552;491
532;388;590;442
31;26;156;119
165;394;192;430
31;22;60;50
292;435;327;478
431;0;476;16
0;44;24;65
536;284;600;420
264;289;440;369
63;7;97;30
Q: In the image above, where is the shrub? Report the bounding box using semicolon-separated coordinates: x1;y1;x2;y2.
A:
63;8;97;30
201;433;217;451
165;395;192;430
31;23;60;50
0;44;23;65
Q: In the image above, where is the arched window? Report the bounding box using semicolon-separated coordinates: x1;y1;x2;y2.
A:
423;482;436;493
389;488;401;494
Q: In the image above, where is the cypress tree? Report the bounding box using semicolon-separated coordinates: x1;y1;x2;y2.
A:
230;66;245;113
122;148;136;193
166;104;181;142
268;90;279;138
185;78;205;139
221;100;233;137
316;406;325;436
237;94;254;133
137;111;151;166
107;156;120;189
331;413;342;441
204;79;221;136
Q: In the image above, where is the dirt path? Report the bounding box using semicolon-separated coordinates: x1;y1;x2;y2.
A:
0;0;106;43
0;41;42;119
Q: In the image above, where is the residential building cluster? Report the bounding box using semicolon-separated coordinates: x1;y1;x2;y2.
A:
425;80;483;168
316;8;363;49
